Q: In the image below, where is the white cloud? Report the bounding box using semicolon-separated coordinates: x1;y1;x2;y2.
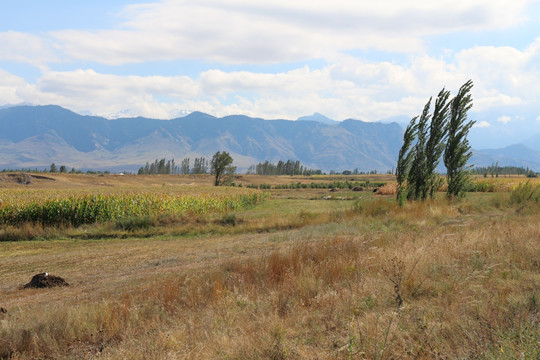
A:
0;31;57;68
46;0;532;65
537;115;540;121
2;32;540;122
474;120;491;128
0;69;30;105
497;115;512;124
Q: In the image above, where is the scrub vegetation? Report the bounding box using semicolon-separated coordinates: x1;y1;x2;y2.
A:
0;173;539;359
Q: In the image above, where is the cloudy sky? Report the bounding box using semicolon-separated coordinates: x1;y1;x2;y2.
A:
1;0;539;148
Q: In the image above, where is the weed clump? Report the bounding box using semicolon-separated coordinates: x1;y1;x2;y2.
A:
218;213;240;226
353;198;393;216
510;181;539;204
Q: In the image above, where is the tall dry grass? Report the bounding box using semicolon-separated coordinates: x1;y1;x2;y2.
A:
1;195;539;359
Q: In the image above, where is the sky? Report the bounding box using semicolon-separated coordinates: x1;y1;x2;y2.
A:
1;0;540;149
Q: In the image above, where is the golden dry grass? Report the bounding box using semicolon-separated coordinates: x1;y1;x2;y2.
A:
0;173;394;190
1;175;539;359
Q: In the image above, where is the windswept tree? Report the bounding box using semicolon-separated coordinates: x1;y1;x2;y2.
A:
396;118;418;205
210;151;236;186
396;80;474;203
407;99;431;200
444;80;475;199
424;88;451;199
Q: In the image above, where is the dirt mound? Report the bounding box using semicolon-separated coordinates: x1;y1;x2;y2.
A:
2;173;33;185
23;273;70;289
0;173;56;186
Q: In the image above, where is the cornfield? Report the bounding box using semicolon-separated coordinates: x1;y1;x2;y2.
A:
0;188;262;227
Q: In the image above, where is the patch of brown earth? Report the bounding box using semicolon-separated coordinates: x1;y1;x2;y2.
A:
23;273;70;289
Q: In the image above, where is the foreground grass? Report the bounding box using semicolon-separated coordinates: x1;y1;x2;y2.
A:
1;187;539;359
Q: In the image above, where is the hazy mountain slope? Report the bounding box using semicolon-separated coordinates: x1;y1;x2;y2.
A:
522;132;540;152
4;105;537;172
471;145;540;170
0;105;404;172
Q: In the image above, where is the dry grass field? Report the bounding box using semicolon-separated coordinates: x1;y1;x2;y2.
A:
1;173;539;359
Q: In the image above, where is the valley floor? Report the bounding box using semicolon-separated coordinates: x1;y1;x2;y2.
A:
1;175;539;359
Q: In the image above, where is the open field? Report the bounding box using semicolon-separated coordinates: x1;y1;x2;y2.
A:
1;174;539;359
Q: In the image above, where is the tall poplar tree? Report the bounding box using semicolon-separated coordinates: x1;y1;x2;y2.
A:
424;88;451;199
407;99;431;200
396;118;418;205
396;80;474;203
444;80;475;199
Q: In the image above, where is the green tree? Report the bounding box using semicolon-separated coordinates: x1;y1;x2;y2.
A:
210;151;235;186
444;80;475;199
180;158;190;175
396;80;474;204
407;99;431;200
396;118;418;205
424;88;451;199
192;157;208;174
49;163;57;173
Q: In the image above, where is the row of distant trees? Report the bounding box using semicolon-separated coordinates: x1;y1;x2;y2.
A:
472;164;537;178
137;152;235;186
137;157;209;175
0;164;110;175
246;160;322;176
3;160;537;178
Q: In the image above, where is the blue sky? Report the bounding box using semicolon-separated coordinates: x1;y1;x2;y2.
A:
1;0;540;149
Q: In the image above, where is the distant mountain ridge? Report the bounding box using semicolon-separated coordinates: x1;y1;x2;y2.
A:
1;105;539;172
0;105;404;172
472;144;540;170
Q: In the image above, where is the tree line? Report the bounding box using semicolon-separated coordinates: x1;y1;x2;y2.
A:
137;152;235;186
397;80;476;204
137;157;209;175
472;164;537;178
246;160;322;176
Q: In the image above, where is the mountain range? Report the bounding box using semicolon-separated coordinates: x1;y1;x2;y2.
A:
0;105;538;172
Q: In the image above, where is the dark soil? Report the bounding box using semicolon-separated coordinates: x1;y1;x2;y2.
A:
29;174;56;181
23;273;70;289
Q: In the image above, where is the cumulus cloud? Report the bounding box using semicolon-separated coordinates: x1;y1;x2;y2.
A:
0;69;31;104
0;31;58;67
2;29;540;123
0;36;538;121
474;120;491;128
46;0;532;65
497;115;512;124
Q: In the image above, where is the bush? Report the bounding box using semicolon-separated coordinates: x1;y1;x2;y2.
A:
115;216;153;231
219;213;239;226
510;181;540;205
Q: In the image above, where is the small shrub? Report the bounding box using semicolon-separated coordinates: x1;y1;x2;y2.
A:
219;213;239;226
510;181;540;205
115;216;153;231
